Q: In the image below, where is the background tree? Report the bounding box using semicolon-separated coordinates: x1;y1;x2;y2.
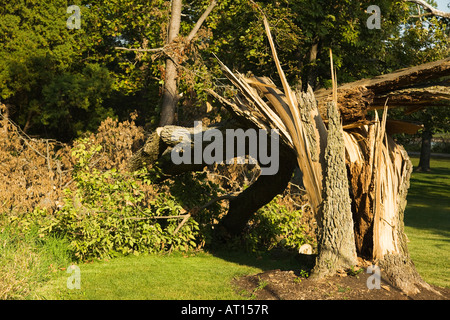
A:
1;0;447;142
0;0;116;140
386;0;449;171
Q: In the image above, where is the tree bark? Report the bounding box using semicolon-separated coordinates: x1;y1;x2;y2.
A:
159;0;183;126
417;129;432;172
219;144;297;236
311;101;357;278
406;0;450;19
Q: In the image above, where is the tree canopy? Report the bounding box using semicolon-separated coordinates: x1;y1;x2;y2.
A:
0;0;448;141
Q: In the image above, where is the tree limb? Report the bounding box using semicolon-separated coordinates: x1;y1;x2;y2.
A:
406;0;450;19
115;0;217;54
114;46;165;53
187;0;217;42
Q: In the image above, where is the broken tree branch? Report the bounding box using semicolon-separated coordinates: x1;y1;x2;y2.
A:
314;57;450;123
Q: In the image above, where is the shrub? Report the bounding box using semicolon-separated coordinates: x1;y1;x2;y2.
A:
243;194;315;254
1;110;315;261
23;139;202;260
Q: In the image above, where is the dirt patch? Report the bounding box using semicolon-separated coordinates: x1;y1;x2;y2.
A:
233;268;450;300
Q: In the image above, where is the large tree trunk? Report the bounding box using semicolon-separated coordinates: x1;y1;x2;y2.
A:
311;101;357;279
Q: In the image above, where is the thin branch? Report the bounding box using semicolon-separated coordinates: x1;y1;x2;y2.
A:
114;46;165;53
186;0;217;42
123;214;190;220
115;0;216;55
195;192;239;212
46;139;53;178
0;112;47;159
123;192;239;223
172;191;238;235
173;214;191;234
409;13;433;18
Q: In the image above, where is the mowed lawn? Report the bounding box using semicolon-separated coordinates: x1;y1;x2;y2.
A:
36;157;449;299
36;252;262;300
404;156;450;288
36;251;301;300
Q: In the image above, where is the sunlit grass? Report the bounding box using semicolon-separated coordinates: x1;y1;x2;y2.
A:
36;251;270;300
6;157;449;299
404;156;450;288
0;226;72;299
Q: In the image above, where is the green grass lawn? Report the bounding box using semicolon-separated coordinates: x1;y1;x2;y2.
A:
21;157;450;299
35;251;300;300
36;252;257;300
404;156;450;288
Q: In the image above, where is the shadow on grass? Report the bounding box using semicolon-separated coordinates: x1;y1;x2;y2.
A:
207;246;316;275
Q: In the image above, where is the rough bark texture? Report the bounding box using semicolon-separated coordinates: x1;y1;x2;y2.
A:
312;101;357;278
159;0;182;126
128;131;165;173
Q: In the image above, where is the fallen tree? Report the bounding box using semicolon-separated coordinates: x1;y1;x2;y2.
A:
314;57;450;125
127;14;449;296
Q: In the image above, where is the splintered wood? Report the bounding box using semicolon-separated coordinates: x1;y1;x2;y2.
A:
344;106;412;260
209;8;424;268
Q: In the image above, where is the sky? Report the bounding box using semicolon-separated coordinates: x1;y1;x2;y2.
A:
436;0;450;12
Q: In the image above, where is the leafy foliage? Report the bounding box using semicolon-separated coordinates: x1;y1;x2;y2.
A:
0;0;117;139
243;195;315;254
1;0;448;138
11;139;201;260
